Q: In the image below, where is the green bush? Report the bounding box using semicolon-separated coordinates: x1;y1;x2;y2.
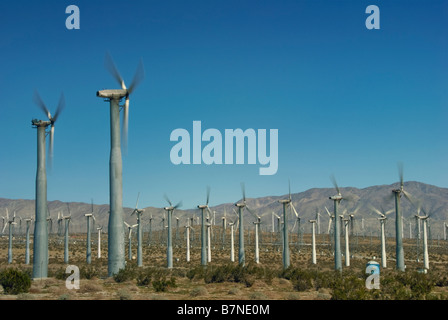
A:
80;265;99;280
113;264;136;283
0;268;31;295
152;276;176;292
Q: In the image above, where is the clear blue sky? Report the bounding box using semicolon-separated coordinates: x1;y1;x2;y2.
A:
1;0;447;210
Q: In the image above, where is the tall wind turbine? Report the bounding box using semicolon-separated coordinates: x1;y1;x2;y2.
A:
131;192;145;267
369;205;393;268
97;52;145;276
163;195;182;268
392;163;414;272
329;175;348;272
31;90;65;278
197;187;211;266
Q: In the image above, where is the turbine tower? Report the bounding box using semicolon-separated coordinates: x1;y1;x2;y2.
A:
131;192;145;267
329;175;348;272
278;181;299;269
32;90;65;279
24;217;33;265
309;219;317;264
96;52;145;276
2;209;17;264
197;187;211;266
369;205;393;268
63;203;72;264
392;163;414;272
252;214;262;264
185;219;191;262
124;221;138;260
163;195;182;268
234;183;255;267
85;200;96;265
97;226;103;259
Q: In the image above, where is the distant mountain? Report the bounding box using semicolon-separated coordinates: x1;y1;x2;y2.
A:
1;181;447;237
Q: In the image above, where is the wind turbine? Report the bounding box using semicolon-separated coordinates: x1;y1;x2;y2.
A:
234;183;256;267
24;217;33;265
131;192;145;267
309;219;317;264
96;52;145;276
85;200;96;264
63;203;72;264
229;219;236;262
252;214;262;264
57;212;63;237
185;219;191;262
392;163;414;272
221;209;227;249
3;209;17;264
369;205;393;268
147;213;153;246
342;214;351;267
32;90;64;279
197;187;211;266
418;205;436;271
97;226;103;259
163;195;182;268
278;180;298;269
329;175;348;272
124;221;138;260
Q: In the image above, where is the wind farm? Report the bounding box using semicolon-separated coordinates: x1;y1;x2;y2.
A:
1;0;447;302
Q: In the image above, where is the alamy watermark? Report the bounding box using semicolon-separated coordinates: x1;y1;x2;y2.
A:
65;265;80;290
170;121;278;175
365;264;380;290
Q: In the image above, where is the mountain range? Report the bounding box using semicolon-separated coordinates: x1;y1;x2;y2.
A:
1;181;447;238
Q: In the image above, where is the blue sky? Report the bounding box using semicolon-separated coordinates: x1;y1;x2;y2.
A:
0;0;447;210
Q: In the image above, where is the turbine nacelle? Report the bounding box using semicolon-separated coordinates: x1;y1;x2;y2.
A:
329;195;343;201
31;119;51;127
96;89;128;100
197;205;208;209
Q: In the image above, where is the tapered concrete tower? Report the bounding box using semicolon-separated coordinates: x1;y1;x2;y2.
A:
97;53;144;276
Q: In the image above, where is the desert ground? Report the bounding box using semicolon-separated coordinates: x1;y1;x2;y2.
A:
0;227;447;301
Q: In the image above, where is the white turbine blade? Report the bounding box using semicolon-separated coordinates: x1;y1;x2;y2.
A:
124;221;130;228
135;192;140;209
290;202;299;217
325;206;331;217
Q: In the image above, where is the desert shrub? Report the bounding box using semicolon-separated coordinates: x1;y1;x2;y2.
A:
113;263;136;283
0;268;31;295
190;286;208;297
80;265;99;280
53;267;68;281
152;275;177;292
117;289;132;300
330;273;370;300
136;271;151;287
